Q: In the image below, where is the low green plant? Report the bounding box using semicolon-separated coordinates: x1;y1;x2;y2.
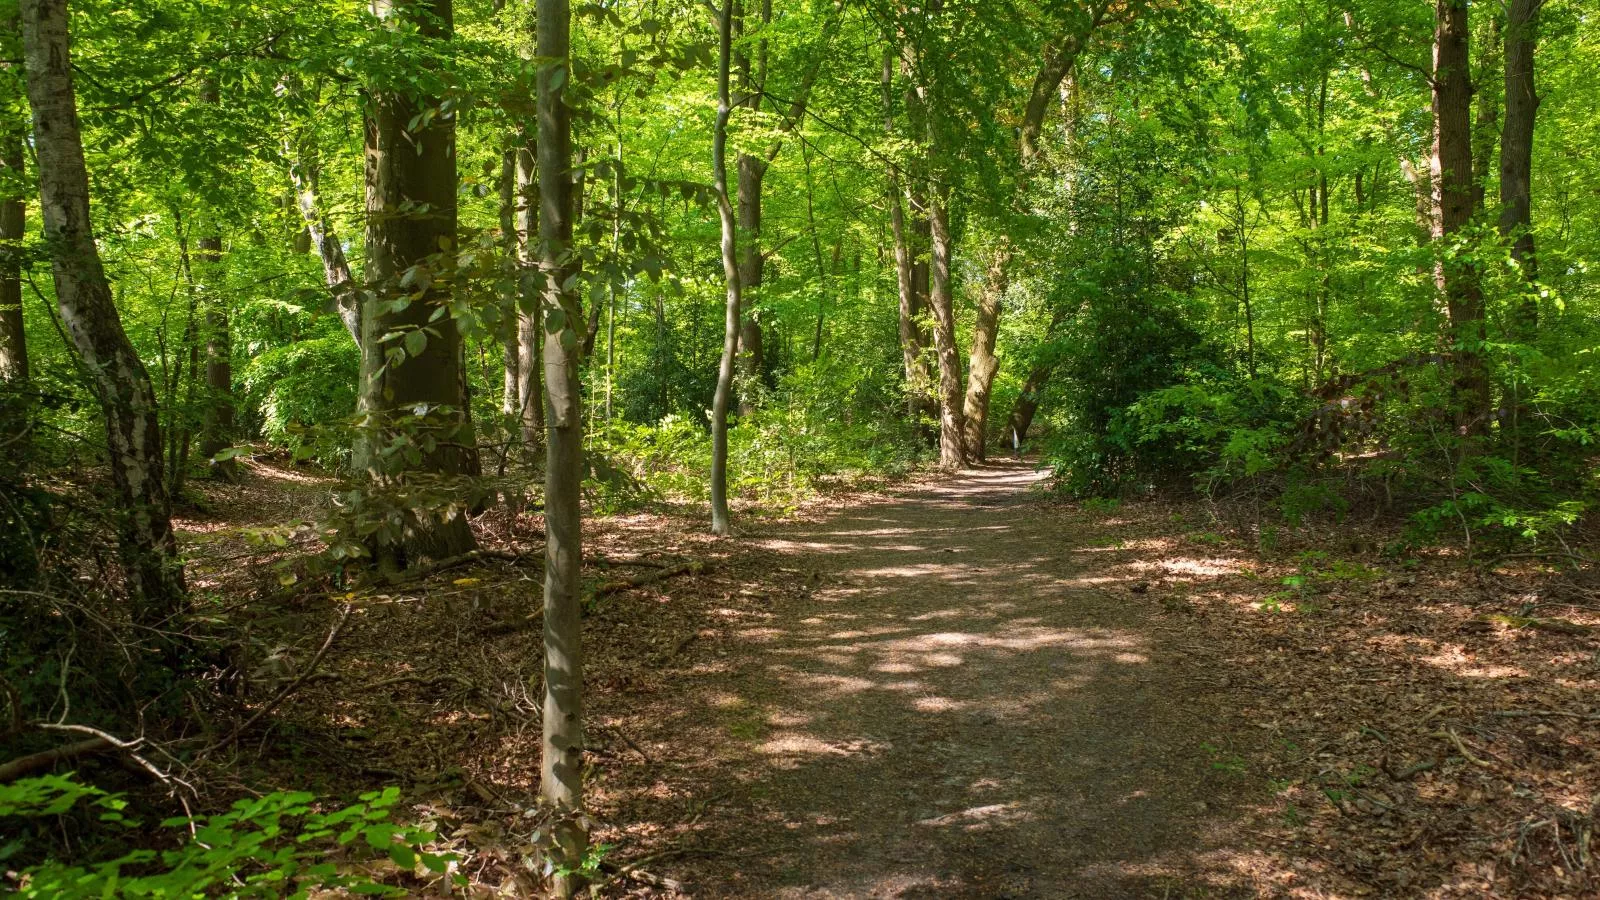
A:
1;774;454;899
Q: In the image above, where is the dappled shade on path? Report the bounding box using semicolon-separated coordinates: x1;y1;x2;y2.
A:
651;463;1265;898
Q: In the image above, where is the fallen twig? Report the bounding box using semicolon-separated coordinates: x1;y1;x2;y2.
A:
203;603;352;755
0;736;113;782
1493;709;1600;723
593;561;707;599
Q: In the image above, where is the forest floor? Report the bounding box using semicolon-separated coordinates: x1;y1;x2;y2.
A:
177;458;1600;898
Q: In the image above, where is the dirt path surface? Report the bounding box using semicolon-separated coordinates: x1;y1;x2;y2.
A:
642;462;1260;898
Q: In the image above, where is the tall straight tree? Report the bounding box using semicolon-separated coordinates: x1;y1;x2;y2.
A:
1499;0;1540;301
709;0;743;535
535;0;587;892
515;142;545;461
882;45;932;424
21;0;185;615
0;119;24;388
1431;0;1489;435
358;0;478;564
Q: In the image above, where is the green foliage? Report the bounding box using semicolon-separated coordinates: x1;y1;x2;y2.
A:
0;775;453;899
239;336;360;465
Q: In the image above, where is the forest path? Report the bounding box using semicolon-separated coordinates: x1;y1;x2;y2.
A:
649;461;1260;898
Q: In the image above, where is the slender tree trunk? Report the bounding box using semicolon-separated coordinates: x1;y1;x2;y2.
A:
882;47;931;425
515;143;545;463
286;149;361;343
962;242;1009;462
1007;361;1051;449
1432;0;1490;435
358;0;476;564
499;145;519;423
710;0;743;536
1500;0;1541;451
927;187;965;468
536;0;586;893
0;127;25;388
197;231;237;479
22;0;185;616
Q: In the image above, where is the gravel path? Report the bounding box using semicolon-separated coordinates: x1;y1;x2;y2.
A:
655;462;1262;898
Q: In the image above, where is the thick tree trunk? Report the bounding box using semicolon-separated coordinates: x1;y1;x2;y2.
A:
1499;0;1539;295
1007;361;1052;449
735;153;766;416
710;0;743;536
0;128;25;388
1500;0;1541;450
22;0;185;616
514;144;545;462
927;188;965;468
358;0;476;564
1431;0;1490;436
535;0;587;893
962;243;1009;462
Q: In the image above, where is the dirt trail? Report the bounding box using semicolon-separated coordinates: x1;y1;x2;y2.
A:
647;462;1261;898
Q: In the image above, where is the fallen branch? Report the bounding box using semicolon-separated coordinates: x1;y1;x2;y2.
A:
1476;614;1594;636
0;737;112;782
371;549;534;588
1435;728;1495;770
593;561;707;599
1493;709;1600;723
203;603;352;756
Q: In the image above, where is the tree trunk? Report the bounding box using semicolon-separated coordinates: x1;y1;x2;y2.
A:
22;0;185;616
536;0;587;893
735;153;766;416
197;231;237;479
927;188;965;468
499;145;519;423
1431;0;1490;436
882;47;931;425
710;0;743;537
962;242;1009;462
1499;0;1539;294
0;126;25;388
287;150;361;343
515;144;545;463
1006;360;1052;449
358;0;476;564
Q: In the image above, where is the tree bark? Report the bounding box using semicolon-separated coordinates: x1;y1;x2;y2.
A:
1431;0;1490;436
882;47;931;425
0;125;25;388
536;0;587;892
197;231;237;479
927;187;965;468
286;148;361;343
1499;0;1539;293
710;0;743;536
962;243;1008;461
358;0;477;564
515;143;544;462
734;153;765;416
22;0;185;616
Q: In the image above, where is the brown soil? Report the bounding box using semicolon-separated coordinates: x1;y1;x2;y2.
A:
176;458;1600;898
606;461;1267;898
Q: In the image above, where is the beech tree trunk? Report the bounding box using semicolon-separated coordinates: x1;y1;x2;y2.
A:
22;0;185;616
1431;0;1490;436
927;187;965;468
710;0;743;536
287;149;361;343
0;127;24;387
358;0;477;564
499;145;519;423
515;144;545;462
536;0;587;892
735;153;766;416
962;243;1009;462
883;47;931;424
197;231;237;479
1499;0;1540;295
